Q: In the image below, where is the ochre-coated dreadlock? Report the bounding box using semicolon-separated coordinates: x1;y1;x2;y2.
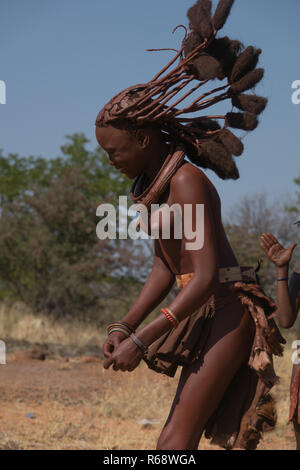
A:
96;0;267;184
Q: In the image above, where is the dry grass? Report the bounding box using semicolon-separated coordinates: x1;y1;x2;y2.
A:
0;301;107;356
0;301;298;450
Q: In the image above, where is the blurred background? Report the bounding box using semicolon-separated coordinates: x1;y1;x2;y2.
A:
0;0;299;450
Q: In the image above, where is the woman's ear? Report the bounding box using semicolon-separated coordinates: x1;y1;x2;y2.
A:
136;129;150;149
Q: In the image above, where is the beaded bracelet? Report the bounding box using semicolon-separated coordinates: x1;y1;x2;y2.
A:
107;327;130;338
165;307;180;325
277;277;289;282
161;307;179;329
107;325;131;337
106;321;135;336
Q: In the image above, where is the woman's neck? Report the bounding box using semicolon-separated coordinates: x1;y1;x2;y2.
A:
144;142;171;183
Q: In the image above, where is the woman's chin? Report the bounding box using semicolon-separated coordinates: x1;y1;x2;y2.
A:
120;168;139;179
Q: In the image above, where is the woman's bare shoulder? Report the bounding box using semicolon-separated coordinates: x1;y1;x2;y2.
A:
169;162;217;199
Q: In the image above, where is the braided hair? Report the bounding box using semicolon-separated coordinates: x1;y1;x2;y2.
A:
95;0;267;181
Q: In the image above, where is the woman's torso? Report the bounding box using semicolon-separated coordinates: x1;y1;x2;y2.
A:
146;161;238;276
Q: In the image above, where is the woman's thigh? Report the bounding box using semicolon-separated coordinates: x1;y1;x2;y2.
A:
157;299;255;450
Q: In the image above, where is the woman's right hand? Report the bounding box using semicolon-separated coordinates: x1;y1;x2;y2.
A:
260;232;297;267
102;331;128;359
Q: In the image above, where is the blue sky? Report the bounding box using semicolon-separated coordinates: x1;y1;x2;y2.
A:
1;0;299;216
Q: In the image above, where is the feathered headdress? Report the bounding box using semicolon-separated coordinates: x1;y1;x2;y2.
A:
96;0;267;206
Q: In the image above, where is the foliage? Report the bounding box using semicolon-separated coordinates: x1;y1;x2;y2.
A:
0;134;149;322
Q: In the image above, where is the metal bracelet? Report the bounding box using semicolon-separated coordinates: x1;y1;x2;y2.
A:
106;321;135;335
108;328;130;338
129;333;148;354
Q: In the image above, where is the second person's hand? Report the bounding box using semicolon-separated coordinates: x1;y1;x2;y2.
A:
260;232;297;267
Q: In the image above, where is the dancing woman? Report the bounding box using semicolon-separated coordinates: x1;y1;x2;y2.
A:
260;231;300;449
95;0;285;450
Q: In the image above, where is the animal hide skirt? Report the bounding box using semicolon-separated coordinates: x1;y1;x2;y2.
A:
142;266;286;450
289;363;300;424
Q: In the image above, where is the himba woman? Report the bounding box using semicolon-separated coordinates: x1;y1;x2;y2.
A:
95;0;285;450
260;230;300;450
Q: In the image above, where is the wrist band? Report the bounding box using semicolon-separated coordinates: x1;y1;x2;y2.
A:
107;324;132;336
277;277;289;281
106;321;135;336
129;333;148;354
118;321;136;332
108;328;130;338
161;307;179;329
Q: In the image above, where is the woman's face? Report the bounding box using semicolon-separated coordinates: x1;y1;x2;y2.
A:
95;124;147;179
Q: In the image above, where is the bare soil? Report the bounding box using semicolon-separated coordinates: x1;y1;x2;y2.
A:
0;349;296;450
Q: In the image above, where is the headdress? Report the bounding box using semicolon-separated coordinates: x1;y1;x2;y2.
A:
95;0;267;210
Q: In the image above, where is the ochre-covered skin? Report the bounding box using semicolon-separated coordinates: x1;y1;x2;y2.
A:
96;124;284;450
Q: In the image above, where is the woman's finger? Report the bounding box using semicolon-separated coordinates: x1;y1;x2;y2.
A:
103;342;114;358
269;233;280;245
260;241;270;253
260;235;272;249
264;233;274;243
103;356;114;369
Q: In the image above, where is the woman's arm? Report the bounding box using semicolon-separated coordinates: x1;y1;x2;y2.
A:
287;269;300;325
260;233;299;328
102;239;175;359
121;240;176;330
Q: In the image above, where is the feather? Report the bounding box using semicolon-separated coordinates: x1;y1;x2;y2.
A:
229;68;264;94
232;94;268;114
226;112;258;131
230;47;262;83
218;129;244;155
212;0;235;31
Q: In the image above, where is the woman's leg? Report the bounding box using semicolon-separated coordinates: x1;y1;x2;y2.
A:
293;420;300;450
290;364;300;450
156;299;256;450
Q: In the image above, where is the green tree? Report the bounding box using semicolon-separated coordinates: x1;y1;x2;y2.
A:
0;134;147;322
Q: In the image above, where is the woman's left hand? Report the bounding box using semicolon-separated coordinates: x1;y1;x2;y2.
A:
103;336;144;372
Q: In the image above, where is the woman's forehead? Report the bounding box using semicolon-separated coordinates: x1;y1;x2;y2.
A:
96;125;130;148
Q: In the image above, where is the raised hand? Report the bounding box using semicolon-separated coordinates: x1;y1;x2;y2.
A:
260;232;297;268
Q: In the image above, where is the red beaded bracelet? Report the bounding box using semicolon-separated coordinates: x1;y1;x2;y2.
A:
161;307;179;329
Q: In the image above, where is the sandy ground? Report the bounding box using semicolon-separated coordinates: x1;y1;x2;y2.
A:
0;349;297;451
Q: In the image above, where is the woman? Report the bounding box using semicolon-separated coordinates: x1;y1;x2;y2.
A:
260;231;300;449
95;0;285;450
